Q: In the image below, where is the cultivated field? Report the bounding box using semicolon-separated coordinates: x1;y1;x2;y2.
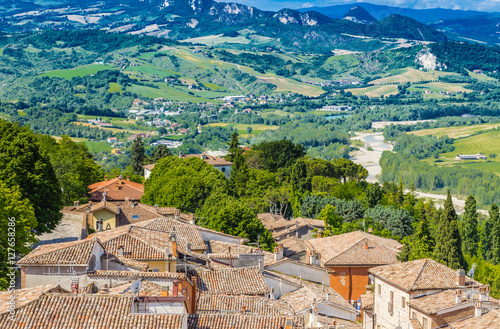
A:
40;64;116;79
410;123;500;138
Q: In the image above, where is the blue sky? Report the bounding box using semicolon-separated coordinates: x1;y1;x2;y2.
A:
220;0;500;12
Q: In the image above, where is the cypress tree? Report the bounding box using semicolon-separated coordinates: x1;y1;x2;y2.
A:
152;144;171;162
461;195;479;257
226;131;241;162
230;149;248;195
434;190;467;270
129;136;146;175
488;204;500;264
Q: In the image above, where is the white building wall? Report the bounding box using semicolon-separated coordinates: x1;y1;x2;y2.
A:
199;229;244;245
264;275;301;299
316;302;358;321
373;277;411;329
23;266;88;289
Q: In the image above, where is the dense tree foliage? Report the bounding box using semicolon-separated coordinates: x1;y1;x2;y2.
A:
130;137;146;175
461;195;479;257
0;120;62;233
38;135;102;205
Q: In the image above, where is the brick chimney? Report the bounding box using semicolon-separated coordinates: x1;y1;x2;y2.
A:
364;239;369;250
104;176;108;181
457;269;466;286
100;284;109;294
74;200;80;207
317;229;322;239
455;289;462;304
368;227;373;233
479;286;490;302
126;176;130;181
274;244;284;261
170;228;177;258
71;279;79;294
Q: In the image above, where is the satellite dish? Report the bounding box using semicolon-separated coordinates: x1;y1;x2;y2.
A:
130;280;142;294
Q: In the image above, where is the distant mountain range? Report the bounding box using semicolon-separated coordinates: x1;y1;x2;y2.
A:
0;0;449;53
298;2;500;45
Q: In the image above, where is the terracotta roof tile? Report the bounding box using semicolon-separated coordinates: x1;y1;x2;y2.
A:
89;177;144;202
409;290;470;315
101;252;149;271
305;231;402;266
317;315;362;329
188;314;303;329
360;293;374;310
87;270;185;279
450;309;500;329
370;259;479;292
280;236;308;258
0;294;184;328
17;238;101;266
90;200;120;214
208;240;276;266
196;268;270;296
0;285;69;314
143;218;207;251
410;318;423;329
196;295;294;316
181;154;232;166
258;214;324;236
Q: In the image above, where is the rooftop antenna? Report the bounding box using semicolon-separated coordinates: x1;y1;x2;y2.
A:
468;263;477;302
102;191;107;202
363;220;366;233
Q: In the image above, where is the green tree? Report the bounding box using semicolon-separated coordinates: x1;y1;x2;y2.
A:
333;158;368;183
142;156;229;213
226;131;241;162
152;145;171;162
197;192;274;251
230;149;249;196
38;135;102;205
291;159;312;196
488;204;500;264
251;139;305;172
365;183;383;208
434;191;467;270
319;204;342;233
0;181;38;289
129;136;146;175
461;195;479;257
398;204;434;262
246;126;253;134
0;120;62;233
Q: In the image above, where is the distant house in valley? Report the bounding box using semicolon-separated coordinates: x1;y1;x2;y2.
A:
257;213;325;241
107;137;118;143
456;154;487;160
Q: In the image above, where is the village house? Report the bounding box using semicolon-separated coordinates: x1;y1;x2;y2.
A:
455;154;487;160
88;176;144;202
362;258;499;329
304;230;403;303
257;213;325;241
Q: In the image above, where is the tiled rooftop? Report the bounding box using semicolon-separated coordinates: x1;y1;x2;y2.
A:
196;295;294;316
409;290;470;314
180;154;232;166
208;240;276;266
101;253;149;271
450;309;500;329
0;294;184;328
142;217;207;251
0;285;68;314
317;315;362;329
360;293;374;310
87;270;185;279
257;213;325;236
196;268;270;296
89;177;144;202
187;314;303;329
370;259;479;292
305;231;402;266
17;238;101;266
280;236;308;260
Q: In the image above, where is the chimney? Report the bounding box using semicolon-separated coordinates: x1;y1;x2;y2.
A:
455;290;462;304
172;282;178;297
364;239;369;250
105;176;108;181
368;227;373;233
170;228;177;257
241;305;247;314
100;284;109;294
174;209;180;220
479;286;490;302
326;293;331;301
475;301;483;318
125;197;130;202
317;229;322;239
258;259;263;272
274;244;284;261
189;213;195;225
74;200;80;207
126;176;130;181
186;242;192;254
117;246;124;257
457;269;466;286
285;318;294;329
71;279;79;294
131;199;135;207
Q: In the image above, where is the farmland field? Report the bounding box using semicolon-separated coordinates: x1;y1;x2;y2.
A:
410;123;500;138
40;64;116;79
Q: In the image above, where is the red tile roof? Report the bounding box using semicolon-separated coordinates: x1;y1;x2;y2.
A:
370;259;480;292
408;290;470;315
87;270;185;279
0;294;184;328
196;268;270;296
180;154;232;166
196;295;294;316
305;231;402;266
0;285;69;314
17;238;102;266
208;240;276;266
142;217;207;251
187;314;303;329
450;309;500;329
89;177;144;202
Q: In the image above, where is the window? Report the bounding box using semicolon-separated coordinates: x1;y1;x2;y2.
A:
401;296;406;308
423;318;428;329
132;215;139;219
378;284;381;295
412;312;416;319
388;291;394;315
221;167;226;172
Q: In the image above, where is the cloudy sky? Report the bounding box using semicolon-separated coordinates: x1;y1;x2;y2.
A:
222;0;500;12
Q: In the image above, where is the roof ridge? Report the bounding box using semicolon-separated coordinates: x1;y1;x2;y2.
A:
410;259;428;291
327;236;367;262
26;239;94;260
